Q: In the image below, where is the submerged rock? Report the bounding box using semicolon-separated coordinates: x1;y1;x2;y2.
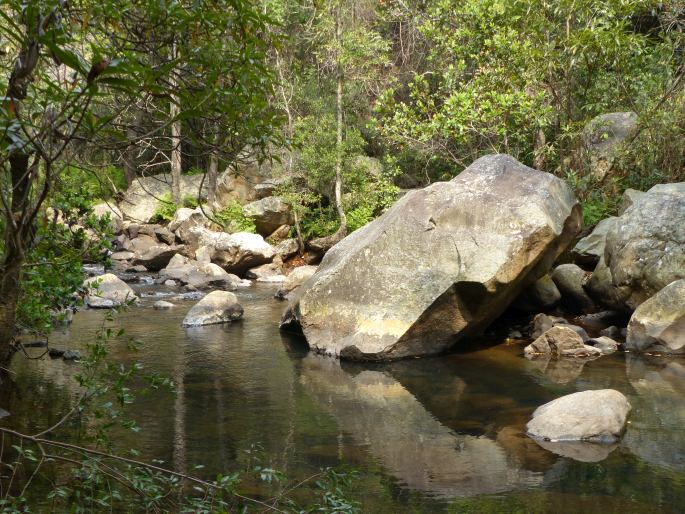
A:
526;389;631;443
84;273;138;308
626;279;685;353
153;300;175;310
182;291;243;326
524;326;600;358
281;154;581;360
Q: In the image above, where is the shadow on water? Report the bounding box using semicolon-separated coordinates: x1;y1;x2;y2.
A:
2;283;685;512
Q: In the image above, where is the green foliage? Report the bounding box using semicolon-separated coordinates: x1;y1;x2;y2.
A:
374;0;675;175
214;201;257;233
613;91;685;191
151;192;178;223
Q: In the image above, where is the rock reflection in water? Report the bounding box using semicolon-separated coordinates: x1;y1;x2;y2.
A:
533;439;619;463
624;357;685;471
300;354;542;498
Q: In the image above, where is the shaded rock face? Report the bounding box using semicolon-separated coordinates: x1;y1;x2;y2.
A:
551;264;596;312
617;188;644;215
585;256;625;310
572;217;617;268
243;196;294;236
626;279;685;353
181;291;243;326
524;326;600;358
605;183;685;309
282;154;581;360
526;389;631;443
132;244;178;271
514;275;561;312
84;273;138;308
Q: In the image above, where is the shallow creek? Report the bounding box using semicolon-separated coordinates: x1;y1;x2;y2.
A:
6;278;685;512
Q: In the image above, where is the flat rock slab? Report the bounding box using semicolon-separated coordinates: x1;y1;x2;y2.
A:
526;389;631;443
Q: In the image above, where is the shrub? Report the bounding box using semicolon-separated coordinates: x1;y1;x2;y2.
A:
214;201;256;233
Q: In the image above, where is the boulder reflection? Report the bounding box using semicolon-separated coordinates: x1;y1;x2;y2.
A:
300;354;542;497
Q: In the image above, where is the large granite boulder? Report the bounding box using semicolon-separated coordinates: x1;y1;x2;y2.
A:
626;279;685;353
281;154;581;360
604;182;685;309
243;196;294;236
195;230;276;275
181;291;243;326
526;389;631;443
84;273;138;308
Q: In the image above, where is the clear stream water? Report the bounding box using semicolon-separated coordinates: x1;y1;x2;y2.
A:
5;279;685;513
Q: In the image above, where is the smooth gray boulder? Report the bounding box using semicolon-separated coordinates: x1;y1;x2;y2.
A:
243;196;294;236
524;326;600;358
182;291;243;326
585;256;625;310
281;154;581;360
153;300;175;310
605;182;685;309
196;230;276;275
526;389;631;442
84;273;138;308
515;275;561;312
572;217;617;267
626;279;685;353
551;264;596;312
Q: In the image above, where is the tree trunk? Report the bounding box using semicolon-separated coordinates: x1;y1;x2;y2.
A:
170;42;182;204
207;151;218;208
333;1;347;233
0;153;33;363
123;111;141;187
